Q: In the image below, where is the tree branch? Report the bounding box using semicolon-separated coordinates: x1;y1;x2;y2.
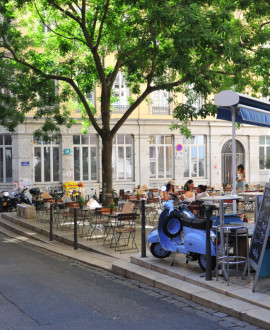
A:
50;1;82;25
33;2;86;44
95;0;110;49
108;57;122;90
111;87;154;136
1;53;102;135
240;20;270;47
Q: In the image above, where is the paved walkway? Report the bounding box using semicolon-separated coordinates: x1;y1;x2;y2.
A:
0;212;270;329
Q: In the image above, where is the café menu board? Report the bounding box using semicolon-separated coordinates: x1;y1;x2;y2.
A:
249;183;270;292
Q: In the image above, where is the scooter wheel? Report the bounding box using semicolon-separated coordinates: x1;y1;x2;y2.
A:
198;254;216;271
150;243;171;258
163;217;181;238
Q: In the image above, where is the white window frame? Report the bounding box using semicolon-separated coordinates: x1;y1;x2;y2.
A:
112;134;133;180
259;136;270;170
149;135;173;179
34;136;61;183
112;73;130;113
151;90;171;115
73;134;99;181
183;135;206;178
183;85;203;113
0;135;12;184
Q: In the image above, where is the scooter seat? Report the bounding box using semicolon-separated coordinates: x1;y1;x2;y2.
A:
181;217;211;230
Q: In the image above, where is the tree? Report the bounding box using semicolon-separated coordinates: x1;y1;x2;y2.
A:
0;0;270;203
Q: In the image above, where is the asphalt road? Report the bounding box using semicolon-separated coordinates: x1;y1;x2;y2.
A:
0;233;260;330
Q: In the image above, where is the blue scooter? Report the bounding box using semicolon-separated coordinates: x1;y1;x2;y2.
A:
147;197;217;270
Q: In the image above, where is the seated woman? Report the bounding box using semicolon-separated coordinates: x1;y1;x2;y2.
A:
195;185;209;200
161;180;176;201
180;179;195;203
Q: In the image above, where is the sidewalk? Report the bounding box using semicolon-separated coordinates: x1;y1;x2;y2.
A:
0;212;270;329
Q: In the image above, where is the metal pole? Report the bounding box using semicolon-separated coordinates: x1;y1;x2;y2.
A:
205;206;212;281
49;203;53;241
232;107;237;213
74;208;78;250
141;199;146;257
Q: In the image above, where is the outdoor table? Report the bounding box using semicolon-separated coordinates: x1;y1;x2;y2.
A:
198;195;242;280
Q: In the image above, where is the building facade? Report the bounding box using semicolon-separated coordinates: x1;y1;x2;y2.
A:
1;101;270;196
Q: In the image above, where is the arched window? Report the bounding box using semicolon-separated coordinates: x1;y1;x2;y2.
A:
221;139;244;185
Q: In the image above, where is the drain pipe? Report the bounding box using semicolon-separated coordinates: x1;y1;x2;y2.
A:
137;106;141;185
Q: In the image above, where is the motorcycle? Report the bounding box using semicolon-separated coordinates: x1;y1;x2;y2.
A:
0;191;17;212
13;188;32;205
147;195;217;270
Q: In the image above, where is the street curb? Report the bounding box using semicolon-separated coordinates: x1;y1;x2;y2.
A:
112;259;270;329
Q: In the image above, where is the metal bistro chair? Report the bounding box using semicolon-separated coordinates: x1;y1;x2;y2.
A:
243;195;256;214
145;197;160;224
60;202;80;230
36;198;55;222
113;213;138;252
87;207;110;241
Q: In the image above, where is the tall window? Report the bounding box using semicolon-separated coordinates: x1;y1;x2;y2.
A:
183;86;203;113
183;135;205;178
149;135;173;179
151;90;170;115
76;91;95;113
112;73;130;113
37;80;58;111
112;135;133;180
73;134;98;181
34;136;60;182
0;135;12;183
259;136;270;170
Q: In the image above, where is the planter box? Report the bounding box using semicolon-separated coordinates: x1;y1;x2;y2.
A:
17;204;36;219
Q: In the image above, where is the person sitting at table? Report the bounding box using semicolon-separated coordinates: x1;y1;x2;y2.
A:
162;180;176;201
195;185;209;200
180;179;195;202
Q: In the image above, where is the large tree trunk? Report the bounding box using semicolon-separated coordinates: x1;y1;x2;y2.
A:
101;133;113;206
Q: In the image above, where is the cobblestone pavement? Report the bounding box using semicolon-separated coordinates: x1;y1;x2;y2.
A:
68;257;264;330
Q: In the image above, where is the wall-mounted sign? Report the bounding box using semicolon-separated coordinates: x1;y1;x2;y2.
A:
21;161;30;166
176;144;183;151
148;136;155;144
175;151;183;159
64;149;71;155
20;178;31;188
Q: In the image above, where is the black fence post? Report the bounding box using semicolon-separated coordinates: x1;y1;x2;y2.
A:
74;208;78;250
141;199;146;258
205;206;212;281
50;203;53;241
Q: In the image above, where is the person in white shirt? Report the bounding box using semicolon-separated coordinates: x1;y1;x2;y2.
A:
196;185;209;200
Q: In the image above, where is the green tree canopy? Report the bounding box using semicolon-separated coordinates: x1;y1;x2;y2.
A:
0;0;270;200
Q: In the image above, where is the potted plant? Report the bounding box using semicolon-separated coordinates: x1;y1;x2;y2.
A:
245;183;249;191
78;196;85;209
108;203;116;214
135;190;141;200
